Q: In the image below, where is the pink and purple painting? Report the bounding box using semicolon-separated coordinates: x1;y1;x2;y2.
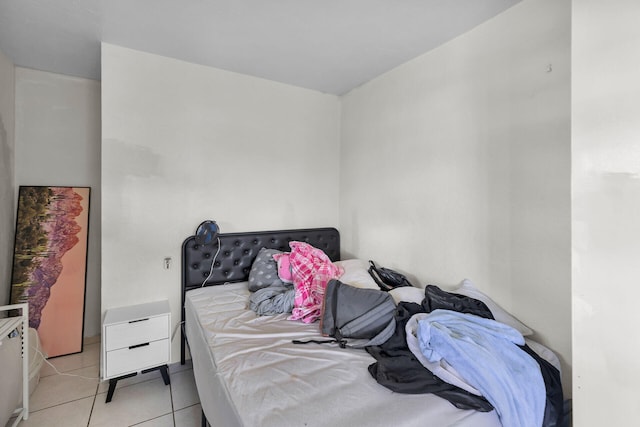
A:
10;186;90;358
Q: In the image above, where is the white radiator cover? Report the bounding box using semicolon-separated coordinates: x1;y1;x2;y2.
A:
28;328;44;396
0;329;22;426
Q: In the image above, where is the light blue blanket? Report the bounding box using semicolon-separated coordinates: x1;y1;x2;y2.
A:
417;309;545;427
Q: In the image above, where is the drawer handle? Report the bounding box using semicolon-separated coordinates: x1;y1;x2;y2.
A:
129;318;149;324
129;342;150;350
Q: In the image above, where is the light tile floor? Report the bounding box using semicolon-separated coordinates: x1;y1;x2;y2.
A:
13;337;202;427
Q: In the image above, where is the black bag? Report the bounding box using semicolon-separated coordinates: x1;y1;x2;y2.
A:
320;279;396;348
422;285;494;318
293;279;396;349
368;260;414;292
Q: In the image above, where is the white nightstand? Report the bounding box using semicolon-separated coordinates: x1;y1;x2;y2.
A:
102;300;171;403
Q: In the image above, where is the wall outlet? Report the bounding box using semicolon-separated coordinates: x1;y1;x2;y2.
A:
163;257;172;269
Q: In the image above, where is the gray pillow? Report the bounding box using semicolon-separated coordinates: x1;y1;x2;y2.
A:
248;248;284;291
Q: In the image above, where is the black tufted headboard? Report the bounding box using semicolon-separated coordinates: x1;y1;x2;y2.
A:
180;227;340;363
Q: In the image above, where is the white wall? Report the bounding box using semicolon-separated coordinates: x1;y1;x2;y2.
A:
0;49;15;306
340;0;571;394
572;0;640;425
15;68;102;337
101;43;341;362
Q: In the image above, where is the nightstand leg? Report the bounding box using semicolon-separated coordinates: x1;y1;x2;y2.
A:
107;373;138;403
105;372;138;403
141;364;171;385
159;364;170;385
107;365;171;403
106;379;118;403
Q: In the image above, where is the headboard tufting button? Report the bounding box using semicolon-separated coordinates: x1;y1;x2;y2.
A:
234;240;241;246
192;263;199;270
224;251;230;256
204;253;211;258
223;270;230;276
233;260;239;266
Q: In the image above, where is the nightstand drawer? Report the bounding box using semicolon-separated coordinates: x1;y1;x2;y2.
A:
105;315;169;351
105;339;170;378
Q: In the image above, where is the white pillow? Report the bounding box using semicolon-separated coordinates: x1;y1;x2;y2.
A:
334;259;379;290
389;286;424;305
524;338;561;373
453;279;534;336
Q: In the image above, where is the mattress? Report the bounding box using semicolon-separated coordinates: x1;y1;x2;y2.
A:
185;282;502;427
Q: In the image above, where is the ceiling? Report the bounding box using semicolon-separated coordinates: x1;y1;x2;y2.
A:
0;0;521;95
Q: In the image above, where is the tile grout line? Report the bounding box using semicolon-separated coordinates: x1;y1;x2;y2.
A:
86;383;99;427
127;412;175;427
169;368;176;427
38;345;101;378
25;394;96;416
39;361;100;378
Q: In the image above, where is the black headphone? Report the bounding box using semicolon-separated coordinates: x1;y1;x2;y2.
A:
195;220;220;246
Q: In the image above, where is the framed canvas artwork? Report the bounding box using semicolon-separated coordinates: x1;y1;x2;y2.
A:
10;186;90;358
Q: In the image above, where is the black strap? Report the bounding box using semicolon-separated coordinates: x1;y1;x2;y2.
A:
293;281;348;349
368;260;413;291
368;261;393;292
292;339;347;348
330;279;341;337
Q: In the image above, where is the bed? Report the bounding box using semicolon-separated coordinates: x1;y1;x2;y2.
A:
180;227;561;427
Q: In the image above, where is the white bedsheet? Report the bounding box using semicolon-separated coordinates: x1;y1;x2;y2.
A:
185;282;502;427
